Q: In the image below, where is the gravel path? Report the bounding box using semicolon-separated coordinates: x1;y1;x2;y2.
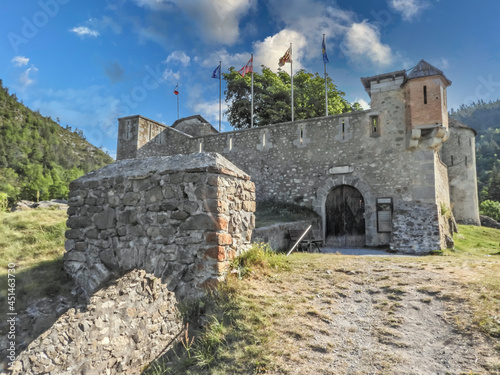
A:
260;256;499;374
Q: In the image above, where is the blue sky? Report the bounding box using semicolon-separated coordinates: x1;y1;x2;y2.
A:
1;0;499;159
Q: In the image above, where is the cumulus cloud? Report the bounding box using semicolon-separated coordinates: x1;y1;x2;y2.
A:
341;21;393;67
191;99;228;125
166;51;191;67
354;98;370;109
388;0;428;21
11;56;29;67
70;26;100;37
194;48;252;69
132;0;256;45
19;66;38;88
253;29;308;72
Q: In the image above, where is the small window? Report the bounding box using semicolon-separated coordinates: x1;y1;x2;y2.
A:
370;116;380;137
229;135;233;151
451;155;454;166
341;119;345;139
423;86;427;104
300;126;304;144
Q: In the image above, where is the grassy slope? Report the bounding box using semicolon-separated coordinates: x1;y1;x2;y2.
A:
0;209;71;313
0;210;498;373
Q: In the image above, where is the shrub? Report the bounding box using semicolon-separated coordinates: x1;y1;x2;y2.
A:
479;200;500;222
0;192;8;212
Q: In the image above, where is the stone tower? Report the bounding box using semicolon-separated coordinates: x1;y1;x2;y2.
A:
441;118;481;225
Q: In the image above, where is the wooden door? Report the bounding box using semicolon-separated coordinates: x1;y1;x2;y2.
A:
325;185;365;247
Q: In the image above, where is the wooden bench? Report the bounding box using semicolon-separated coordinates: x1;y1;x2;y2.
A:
288;229;323;253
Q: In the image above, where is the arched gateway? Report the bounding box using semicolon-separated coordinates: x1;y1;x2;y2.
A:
325;185;365;247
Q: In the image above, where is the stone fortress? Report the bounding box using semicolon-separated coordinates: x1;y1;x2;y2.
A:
116;59;480;254
9;60;482;374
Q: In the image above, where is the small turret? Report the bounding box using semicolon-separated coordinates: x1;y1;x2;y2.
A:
402;60;452;149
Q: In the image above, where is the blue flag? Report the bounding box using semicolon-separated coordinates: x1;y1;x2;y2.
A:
212;64;221;79
322;35;329;64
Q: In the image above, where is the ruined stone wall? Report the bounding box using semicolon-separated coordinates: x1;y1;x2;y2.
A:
64;153;255;299
11;270;183;375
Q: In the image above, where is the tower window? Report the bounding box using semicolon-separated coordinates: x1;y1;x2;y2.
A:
341;119;345;139
423;86;427;104
451;155;454;166
370;116;380;137
300;126;304;144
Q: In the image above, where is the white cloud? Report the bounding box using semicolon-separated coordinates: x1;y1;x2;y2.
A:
195;48;252;69
19;66;38;88
70;26;100;37
253;29;308;73
191;99;228;126
354;98;370;109
132;0;256;45
166;51;191;67
388;0;428;21
341;21;393;67
11;56;29;67
162;69;180;83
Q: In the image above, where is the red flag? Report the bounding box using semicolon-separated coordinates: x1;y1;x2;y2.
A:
174;83;179;95
279;47;292;67
238;56;253;77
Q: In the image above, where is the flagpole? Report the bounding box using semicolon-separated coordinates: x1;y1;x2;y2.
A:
290;43;294;122
251;53;254;128
176;83;179;119
324;34;328;117
219;61;222;132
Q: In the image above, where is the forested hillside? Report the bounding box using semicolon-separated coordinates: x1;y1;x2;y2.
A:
0;80;113;204
450;99;500;203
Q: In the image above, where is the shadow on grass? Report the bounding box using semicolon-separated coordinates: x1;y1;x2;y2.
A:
0;256;77;366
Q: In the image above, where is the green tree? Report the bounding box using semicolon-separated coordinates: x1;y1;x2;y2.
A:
223;66;359;129
479;200;500;221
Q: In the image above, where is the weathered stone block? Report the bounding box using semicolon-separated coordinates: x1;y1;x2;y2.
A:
65;229;83;240
123;192;141;206
67;216;93;229
243;201;256;212
206;232;232;245
204;246;226;261
179;214;217;231
145;186;163;204
95;208;116;230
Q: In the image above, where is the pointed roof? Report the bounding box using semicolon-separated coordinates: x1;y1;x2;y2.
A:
406;59;452;86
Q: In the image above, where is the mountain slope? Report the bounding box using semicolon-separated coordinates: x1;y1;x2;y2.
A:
0;80;114;203
450;99;500;200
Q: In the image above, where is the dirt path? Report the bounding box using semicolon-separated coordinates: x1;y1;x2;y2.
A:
249;255;499;374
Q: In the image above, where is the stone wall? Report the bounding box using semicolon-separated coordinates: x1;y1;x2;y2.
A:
64;153;255;299
390;202;441;253
434;151;452;248
122;106;444;252
10;270;183;375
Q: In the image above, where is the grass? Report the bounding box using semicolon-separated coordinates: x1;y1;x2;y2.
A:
0;209;72;314
254;200;319;228
1;209;499;373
